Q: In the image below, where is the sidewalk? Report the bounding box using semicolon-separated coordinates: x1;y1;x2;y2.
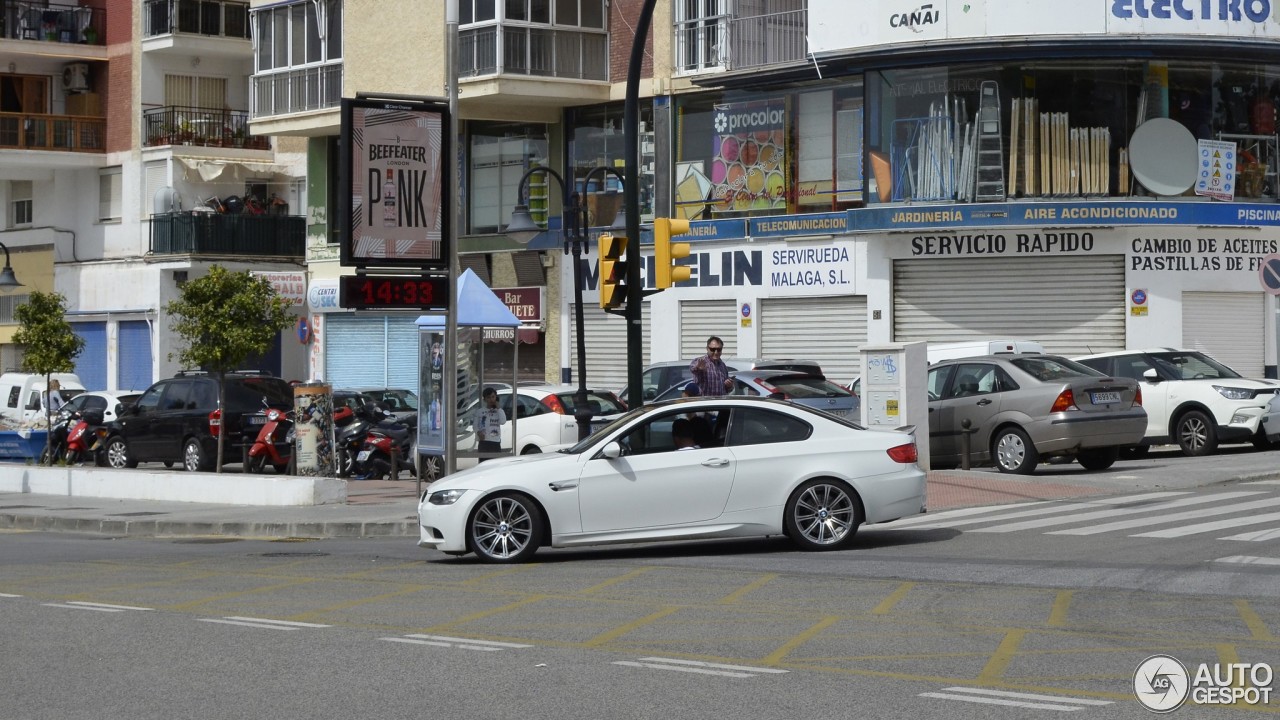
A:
0;469;1124;540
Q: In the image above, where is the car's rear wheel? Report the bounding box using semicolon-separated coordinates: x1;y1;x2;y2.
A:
105;437;137;469
467;493;543;564
183;438;212;472
420;455;442;482
1175;410;1218;457
992;427;1039;474
1077;447;1118;471
784;478;861;551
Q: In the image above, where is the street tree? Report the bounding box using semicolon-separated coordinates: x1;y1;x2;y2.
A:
12;291;85;464
164;265;294;473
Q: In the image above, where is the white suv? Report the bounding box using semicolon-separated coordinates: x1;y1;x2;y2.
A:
1074;349;1279;457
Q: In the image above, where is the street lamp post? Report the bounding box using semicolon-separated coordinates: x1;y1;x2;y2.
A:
0;242;22;289
623;0;658;403
506;165;625;442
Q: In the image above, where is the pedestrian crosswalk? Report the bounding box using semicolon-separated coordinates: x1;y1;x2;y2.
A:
876;486;1280;547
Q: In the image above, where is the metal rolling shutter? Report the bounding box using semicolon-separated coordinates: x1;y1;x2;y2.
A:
325;314;389;388
386;317;420;389
117;320;153;391
760;296;867;382
679;300;738;358
570;303;652;390
1183;291;1265;377
893;256;1126;357
71;322;107;390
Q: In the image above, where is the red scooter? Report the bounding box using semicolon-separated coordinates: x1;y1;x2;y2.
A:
245;406;294;474
64;409;104;465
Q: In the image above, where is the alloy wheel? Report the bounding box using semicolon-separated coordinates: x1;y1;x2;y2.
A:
470;496;536;561
106;438;131;469
791;482;855;546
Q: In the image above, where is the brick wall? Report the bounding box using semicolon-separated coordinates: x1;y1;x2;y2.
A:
609;0;655;85
104;0;132;154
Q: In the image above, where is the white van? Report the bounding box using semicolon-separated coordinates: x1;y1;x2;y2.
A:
0;372;85;427
926;339;1045;364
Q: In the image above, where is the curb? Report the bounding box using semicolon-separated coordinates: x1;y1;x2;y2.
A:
0;513;417;539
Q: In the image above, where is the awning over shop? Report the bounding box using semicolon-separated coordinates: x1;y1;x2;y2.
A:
416;268;522;330
177;157;301;183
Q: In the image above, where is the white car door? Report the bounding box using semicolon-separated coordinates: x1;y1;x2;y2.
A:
1113;355;1170;438
577;411;735;532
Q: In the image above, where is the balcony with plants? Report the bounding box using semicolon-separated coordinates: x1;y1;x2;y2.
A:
143;105;269;150
150;209;304;258
0;0;105;46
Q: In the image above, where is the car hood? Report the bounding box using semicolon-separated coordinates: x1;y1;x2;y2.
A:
1183;378;1278;389
429;450;575;492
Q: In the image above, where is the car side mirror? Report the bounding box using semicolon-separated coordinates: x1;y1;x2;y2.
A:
601;442;622;459
1142;368;1161;382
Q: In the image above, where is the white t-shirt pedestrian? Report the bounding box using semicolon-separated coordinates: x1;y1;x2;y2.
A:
476;406;506;444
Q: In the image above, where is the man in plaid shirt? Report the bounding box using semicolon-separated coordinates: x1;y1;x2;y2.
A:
689;336;733;397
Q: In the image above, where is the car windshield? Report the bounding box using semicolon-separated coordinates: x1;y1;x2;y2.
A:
765;376;851;398
1149;351;1243;380
556;391;626;415
1010;356;1103;381
563;404;660;454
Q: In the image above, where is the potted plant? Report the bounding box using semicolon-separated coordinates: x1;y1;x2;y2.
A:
83;27;98;45
232;127;246;148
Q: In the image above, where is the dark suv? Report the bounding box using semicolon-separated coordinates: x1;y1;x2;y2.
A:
98;371;294;472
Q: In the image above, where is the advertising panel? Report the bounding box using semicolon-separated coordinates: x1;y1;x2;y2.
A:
293;383;335;477
340;97;450;269
710;98;789;214
810;0;1280;55
418;329;446;455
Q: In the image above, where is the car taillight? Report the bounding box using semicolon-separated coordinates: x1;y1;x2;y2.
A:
541;395;567;415
887;443;918;464
208;409;221;437
1134;387;1142;406
1050;389;1077;413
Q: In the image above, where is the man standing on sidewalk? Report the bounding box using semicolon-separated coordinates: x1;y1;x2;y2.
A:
690;336;733;397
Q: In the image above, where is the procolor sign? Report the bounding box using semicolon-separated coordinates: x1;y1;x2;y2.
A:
810;0;1280;55
713;102;787;135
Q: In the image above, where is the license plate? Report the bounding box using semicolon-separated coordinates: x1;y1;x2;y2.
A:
1091;391;1122;404
247;416;266;425
357;450;371;462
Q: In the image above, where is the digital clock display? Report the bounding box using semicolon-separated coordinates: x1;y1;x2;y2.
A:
339;275;450;311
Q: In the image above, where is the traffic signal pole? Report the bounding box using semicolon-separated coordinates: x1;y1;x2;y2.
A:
623;0;657;404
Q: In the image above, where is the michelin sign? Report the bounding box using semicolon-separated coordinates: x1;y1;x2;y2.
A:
810;0;1280;55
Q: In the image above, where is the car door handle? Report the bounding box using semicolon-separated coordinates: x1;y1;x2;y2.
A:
548;480;578;491
976;399;992;406
701;458;729;467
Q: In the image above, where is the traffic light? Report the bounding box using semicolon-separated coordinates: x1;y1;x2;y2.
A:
598;232;627;310
654;217;691;289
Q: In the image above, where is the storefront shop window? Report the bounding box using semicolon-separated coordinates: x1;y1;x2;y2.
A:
674;81;863;220
467;121;549;234
865;60;1280;204
567;104;655;224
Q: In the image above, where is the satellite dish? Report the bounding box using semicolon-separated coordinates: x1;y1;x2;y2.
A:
153;186;179;214
1128;118;1198;197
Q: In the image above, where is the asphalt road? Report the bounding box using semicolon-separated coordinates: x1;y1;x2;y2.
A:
2;473;1277;720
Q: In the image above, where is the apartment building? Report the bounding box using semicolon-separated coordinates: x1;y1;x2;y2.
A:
0;0;307;389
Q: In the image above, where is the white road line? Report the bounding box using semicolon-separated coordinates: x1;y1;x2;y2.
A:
1220;527;1280;542
0;593;22;598
198;618;301;630
66;601;153;611
405;634;533;648
1247;480;1280;485
971;492;1267;533
612;661;755;678
1213;556;1280;566
222;616;330;628
919;692;1085;711
1045;495;1280;536
1134;510;1280;538
42;603;124;612
940;687;1113;706
902;492;1190;530
635;657;789;674
380;638;503;651
879;501;1054;528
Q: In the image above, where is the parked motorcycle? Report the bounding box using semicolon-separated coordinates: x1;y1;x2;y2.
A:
338;402;414;479
40;409;76;465
244;405;295;474
64;409;104;465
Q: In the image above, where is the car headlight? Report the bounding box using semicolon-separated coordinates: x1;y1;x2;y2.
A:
1214;385;1255;400
428;488;469;506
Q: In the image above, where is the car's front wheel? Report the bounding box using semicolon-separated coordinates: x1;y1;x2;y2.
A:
420;454;442;482
992;427;1039;474
1175;410;1218;457
105;437;137;469
467;493;544;564
1077;447;1118;471
183;438;213;472
784;478;861;551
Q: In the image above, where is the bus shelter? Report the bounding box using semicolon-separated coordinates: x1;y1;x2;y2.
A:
416;268;521;481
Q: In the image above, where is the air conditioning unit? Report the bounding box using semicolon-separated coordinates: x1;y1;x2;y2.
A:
62;63;89;93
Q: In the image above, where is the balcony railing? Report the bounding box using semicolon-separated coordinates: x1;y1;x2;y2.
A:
1;0;105;44
143;105;269;149
0;112;104;152
251;63;343;119
143;0;249;39
460;26;607;81
727;6;807;70
150;212;305;257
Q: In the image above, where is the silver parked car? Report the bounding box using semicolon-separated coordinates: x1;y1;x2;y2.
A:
927;355;1147;474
